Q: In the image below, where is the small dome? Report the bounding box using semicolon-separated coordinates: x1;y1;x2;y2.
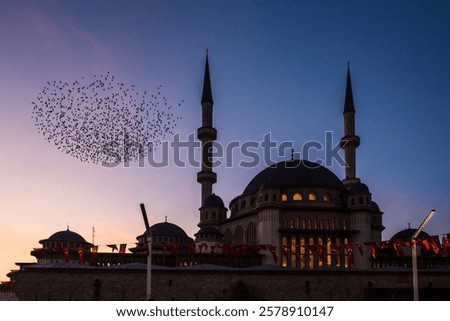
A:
195;225;223;236
204;193;225;208
350;182;370;194
42;229;87;244
145;221;189;238
390;228;430;241
243;160;345;195
371;201;381;212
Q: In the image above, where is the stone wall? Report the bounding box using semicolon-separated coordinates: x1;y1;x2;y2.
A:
11;265;450;301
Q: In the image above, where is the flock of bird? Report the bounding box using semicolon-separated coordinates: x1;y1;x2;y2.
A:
32;72;182;164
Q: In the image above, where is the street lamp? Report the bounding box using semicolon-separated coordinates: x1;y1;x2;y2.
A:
412;209;436;301
140;203;152;300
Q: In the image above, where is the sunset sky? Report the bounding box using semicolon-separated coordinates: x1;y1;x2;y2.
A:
1;0;450;278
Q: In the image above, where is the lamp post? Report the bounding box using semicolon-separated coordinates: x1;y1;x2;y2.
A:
411;209;436;301
140;203;152;300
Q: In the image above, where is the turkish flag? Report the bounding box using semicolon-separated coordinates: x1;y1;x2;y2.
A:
171;243;181;255
345;243;355;266
442;234;450;255
62;247;70;263
77;245;85;264
268;245;278;265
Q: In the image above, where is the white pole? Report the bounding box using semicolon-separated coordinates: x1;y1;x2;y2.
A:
412;241;418;301
411;209;436;301
147;234;152;300
140;203;152;300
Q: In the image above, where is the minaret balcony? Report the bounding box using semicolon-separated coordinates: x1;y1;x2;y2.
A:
197;171;217;184
197;126;217;141
340;135;360;148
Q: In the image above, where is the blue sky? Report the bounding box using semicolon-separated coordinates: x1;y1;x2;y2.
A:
1;0;450;278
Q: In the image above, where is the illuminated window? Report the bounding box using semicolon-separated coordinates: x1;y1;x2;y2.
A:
290;218;294;228
308;237;315;269
282;237;288;268
296;217;300;229
300;237;306;269
293;192;303;201
281;193;288;202
308;192;317;201
327;238;332;266
291;237;297;268
318;237;323;267
324;193;331;202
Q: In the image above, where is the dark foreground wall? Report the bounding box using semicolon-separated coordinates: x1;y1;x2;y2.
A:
11;265;450;301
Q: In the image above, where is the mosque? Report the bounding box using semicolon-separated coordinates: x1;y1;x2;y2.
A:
4;54;450;300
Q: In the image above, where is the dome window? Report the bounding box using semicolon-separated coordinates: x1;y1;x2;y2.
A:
293;192;303;201
241;200;247;209
308;192;317;201
264;194;269;202
281;193;288;202
323;193;332;202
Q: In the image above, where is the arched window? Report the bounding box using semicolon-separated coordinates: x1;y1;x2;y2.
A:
224;229;232;243
358;197;364;205
281;193;288;202
291;237;297;268
324;193;331;202
351;198;355;206
308;192;317;201
282;236;288;268
264;194;269;202
272;194;277;201
241;199;246;209
293;192;303;201
250;197;256;206
290;218;294;228
246;222;256;244
234;226;243;243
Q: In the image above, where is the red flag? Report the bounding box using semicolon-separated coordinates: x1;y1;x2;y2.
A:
187;243;195;255
62;247;70;263
316;245;327;264
421;239;431;251
380;241;388;249
210;245;216;257
430;235;441;255
268;245;278;265
171;243;181;255
356;244;364;256
119;244;127;254
364;242;378;259
331;244;340;265
345;243;355;266
443;234;450;255
198;242;208;253
393;241;404;256
77;246;85;264
107;244;118;252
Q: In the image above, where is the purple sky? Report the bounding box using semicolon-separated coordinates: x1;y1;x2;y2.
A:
1;0;450;278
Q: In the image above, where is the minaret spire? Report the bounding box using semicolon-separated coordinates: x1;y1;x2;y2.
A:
340;64;361;188
197;51;217;206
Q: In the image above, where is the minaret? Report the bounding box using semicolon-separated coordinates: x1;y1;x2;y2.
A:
197;51;217;205
340;64;361;188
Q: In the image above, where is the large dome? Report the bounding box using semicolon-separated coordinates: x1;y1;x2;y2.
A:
243;160;346;195
43;229;87;244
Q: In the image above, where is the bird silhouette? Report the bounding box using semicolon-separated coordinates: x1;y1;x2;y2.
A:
32;72;183;164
